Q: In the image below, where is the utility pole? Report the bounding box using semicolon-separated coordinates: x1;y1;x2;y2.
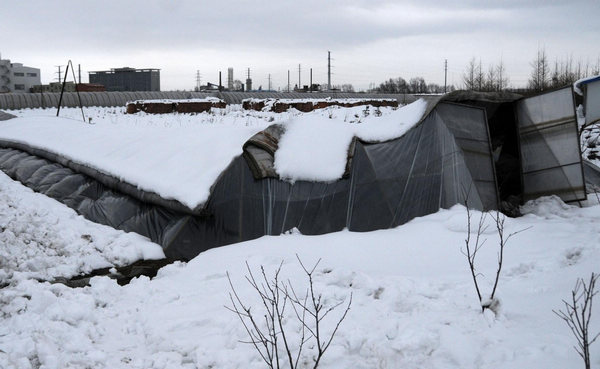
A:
219;71;222;91
327;51;331;91
444;59;448;94
78;64;81;84
298;64;301;90
287;70;290;92
310;68;313;92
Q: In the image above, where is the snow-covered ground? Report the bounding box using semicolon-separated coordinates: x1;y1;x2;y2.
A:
0;171;164;286
0;167;598;368
0;105;599;369
4;102;424;208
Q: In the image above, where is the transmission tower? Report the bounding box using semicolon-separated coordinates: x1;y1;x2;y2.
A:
444;59;448;94
327;51;331;91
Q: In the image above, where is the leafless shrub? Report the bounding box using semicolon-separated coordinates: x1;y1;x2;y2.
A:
463;202;529;313
226;256;352;369
554;273;599;369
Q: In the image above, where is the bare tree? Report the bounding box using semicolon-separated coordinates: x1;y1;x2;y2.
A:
463;203;529;313
475;59;485;91
550;55;584;88
409;77;428;94
554;273;599;369
463;203;488;309
339;84;355;93
375;77;408;93
463;57;477;90
496;59;510;91
592;57;600;76
485;64;497;92
528;47;550;92
227;257;352;369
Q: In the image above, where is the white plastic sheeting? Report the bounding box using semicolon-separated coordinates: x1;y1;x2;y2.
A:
516;87;586;202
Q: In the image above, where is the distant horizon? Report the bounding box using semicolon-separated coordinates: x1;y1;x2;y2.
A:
3;52;598;93
3;1;598;91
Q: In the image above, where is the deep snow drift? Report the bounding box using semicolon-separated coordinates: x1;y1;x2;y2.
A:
0;172;164;285
0;166;598;368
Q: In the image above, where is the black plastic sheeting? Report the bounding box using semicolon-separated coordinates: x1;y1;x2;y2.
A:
0;110;15;121
0;101;498;260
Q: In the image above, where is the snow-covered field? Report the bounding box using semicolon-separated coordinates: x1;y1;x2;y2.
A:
0;106;599;368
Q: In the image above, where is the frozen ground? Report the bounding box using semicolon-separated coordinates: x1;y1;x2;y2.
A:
0;163;598;368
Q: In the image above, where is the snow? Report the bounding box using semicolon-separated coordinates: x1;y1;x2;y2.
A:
3;102;424;207
1;107;270;209
0;171;163;285
1;103;598;368
574;74;600;95
243;97;398;107
128;97;224;104
274;99;427;182
1;161;599;369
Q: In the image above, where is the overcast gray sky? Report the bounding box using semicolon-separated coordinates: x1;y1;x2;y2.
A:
2;0;598;91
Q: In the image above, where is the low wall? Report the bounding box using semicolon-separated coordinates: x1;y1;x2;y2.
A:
126;100;227;114
0;91;418;110
243;98;399;113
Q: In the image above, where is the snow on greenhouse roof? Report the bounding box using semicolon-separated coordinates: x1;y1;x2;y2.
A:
0;100;427;209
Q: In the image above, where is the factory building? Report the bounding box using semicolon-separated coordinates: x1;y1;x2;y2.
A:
0;58;41;93
88;67;160;92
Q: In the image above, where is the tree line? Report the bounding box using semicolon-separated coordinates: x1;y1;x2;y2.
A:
370;76;456;94
370;49;599;94
529;48;600;92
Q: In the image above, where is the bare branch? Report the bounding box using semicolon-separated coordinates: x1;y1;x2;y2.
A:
227;258;352;369
554;273;599;369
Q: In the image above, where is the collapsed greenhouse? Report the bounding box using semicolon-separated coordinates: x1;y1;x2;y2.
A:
0;87;592;260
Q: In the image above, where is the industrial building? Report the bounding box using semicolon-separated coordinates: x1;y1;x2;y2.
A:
88;67;160;92
0;58;41;93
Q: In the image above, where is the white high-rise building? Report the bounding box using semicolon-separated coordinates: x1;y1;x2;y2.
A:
0;58;41;93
